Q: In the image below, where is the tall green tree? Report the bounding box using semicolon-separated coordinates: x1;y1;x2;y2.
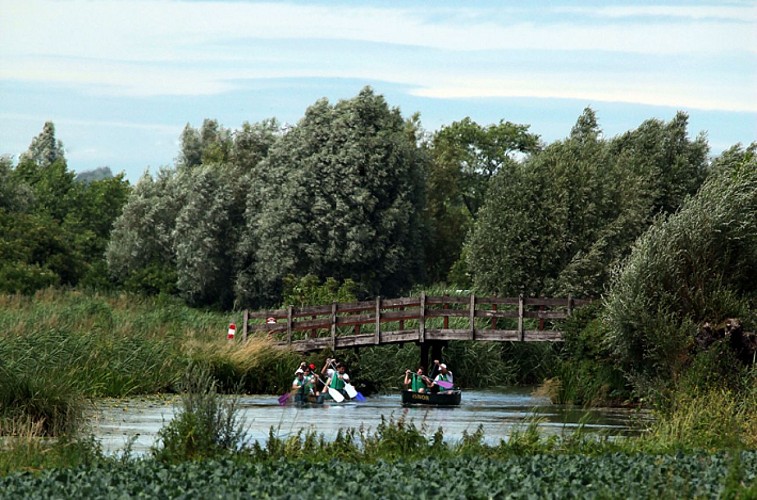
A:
173;165;237;308
239;87;425;305
1;123;129;292
106;170;182;295
424;118;540;284
467;109;711;298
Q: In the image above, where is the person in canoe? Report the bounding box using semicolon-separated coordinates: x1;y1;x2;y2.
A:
432;362;454;393
292;368;308;401
323;361;350;400
404;366;432;393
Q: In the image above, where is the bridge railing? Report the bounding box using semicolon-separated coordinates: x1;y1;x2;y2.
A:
242;294;592;352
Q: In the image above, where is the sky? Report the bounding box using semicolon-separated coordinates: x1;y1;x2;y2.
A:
1;0;755;183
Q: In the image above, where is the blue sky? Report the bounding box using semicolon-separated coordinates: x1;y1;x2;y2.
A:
1;0;755;183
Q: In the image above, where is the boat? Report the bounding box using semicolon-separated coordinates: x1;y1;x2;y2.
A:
292;392;355;405
401;389;461;406
293;393;325;405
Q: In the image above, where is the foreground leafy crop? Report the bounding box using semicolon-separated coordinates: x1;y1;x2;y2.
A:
1;452;755;499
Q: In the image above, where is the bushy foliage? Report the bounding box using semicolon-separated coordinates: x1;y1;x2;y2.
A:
281;274;359;308
240;87;426;305
604;146;757;393
468;109;710;298
423;117;540;283
1;123;131;294
152;364;248;462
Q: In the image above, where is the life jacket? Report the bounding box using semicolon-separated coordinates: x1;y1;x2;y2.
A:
330;372;346;390
436;373;451;392
411;373;425;392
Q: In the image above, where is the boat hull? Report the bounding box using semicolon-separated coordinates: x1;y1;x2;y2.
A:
401;389;461;406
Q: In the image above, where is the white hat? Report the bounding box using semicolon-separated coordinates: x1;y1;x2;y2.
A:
439;363;447;370
295;368;304;375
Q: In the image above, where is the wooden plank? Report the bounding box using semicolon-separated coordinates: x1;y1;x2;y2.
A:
471;330;521;341
524;330;563;341
523;310;569;319
381;310;421;322
474;310;519;319
291;318;332;331
287;306;292;345
426;309;469;318
242;310;249;342
381;297;422;308
523;297;572;307
335;313;376;326
483;297;520;306
426;296;470;305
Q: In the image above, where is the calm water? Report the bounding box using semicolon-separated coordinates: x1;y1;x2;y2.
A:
91;388;648;455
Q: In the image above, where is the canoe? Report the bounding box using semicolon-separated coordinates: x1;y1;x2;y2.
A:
292;392;354;405
401;389;461;406
293;393;325;405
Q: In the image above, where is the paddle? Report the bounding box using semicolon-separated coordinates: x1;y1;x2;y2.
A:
277;391;291;405
344;383;366;402
435;379;454;389
316;372;345;403
326;360;363;402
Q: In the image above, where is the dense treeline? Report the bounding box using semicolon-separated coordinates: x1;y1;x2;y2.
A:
0;89;719;307
2;87;755;406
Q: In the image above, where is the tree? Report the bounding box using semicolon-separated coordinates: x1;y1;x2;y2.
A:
604;145;757;390
239;87;425;305
106;170;182;294
173;165;237;308
467;108;606;296
424;118;540;284
177;119;233;169
467;109;711;298
18;121;65;169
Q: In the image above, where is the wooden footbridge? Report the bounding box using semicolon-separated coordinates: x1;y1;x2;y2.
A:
241;293;591;354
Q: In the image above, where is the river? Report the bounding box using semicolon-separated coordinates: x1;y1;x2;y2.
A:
91;388;648;455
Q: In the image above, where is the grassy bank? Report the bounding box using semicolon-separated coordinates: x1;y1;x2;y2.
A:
0;289;301;435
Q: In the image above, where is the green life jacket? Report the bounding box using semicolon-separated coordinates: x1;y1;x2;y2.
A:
411;373;425;392
436;373;451;392
330;372;345;390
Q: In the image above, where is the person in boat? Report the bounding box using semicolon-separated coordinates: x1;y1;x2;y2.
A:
302;366;316;395
404;366;432;393
432;362;454;393
323;362;350;399
292;368;308;401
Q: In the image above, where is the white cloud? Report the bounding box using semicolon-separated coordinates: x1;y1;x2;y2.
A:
1;0;755;111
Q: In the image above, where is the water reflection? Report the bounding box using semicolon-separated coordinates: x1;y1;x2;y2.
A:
92;388;648;455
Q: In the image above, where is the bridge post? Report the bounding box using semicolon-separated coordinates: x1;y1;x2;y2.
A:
330;302;337;351
374;296;381;345
243;309;249;342
287;306;293;345
518;294;524;342
419;292;426;343
469;294;476;340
